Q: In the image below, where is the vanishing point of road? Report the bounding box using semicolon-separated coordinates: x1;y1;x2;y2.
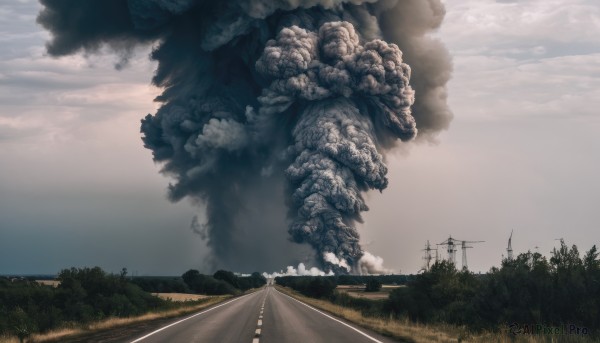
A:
126;286;397;343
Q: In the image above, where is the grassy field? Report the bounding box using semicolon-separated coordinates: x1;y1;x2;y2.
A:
34;280;59;287
33;281;208;303
152;293;210;302
336;284;403;300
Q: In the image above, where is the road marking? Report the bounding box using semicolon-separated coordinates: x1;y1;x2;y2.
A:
130;293;252;342
275;289;384;343
251;287;269;343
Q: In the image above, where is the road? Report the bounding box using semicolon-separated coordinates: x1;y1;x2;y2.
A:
127;286;397;343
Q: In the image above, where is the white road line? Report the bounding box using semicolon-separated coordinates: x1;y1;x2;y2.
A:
130;293;252;342
275;289;384;343
250;288;270;343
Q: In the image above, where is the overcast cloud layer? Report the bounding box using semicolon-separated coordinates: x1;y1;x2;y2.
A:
1;0;599;275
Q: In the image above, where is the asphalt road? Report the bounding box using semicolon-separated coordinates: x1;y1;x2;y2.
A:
127;286;397;343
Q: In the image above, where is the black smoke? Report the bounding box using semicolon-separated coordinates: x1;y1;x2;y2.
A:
38;0;452;273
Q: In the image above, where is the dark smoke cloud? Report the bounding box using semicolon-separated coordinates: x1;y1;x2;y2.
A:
38;0;452;273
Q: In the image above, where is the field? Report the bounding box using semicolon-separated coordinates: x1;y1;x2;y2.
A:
35;280;59;287
33;281;212;302
34;280;210;302
336;284;403;300
152;293;210;302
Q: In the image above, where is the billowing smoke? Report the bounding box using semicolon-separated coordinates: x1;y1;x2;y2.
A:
358;251;393;274
38;0;452;273
264;263;334;278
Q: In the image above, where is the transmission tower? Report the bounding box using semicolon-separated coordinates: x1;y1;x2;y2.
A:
438;235;484;269
507;230;514;261
438;236;458;265
422;240;434;271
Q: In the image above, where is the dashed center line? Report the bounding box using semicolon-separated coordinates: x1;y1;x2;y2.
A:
252;287;269;343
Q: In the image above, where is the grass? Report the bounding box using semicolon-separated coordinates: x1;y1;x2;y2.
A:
0;295;231;343
152;293;210;302
336;284;403;300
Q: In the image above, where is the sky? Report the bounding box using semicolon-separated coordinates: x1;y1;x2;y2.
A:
0;0;599;275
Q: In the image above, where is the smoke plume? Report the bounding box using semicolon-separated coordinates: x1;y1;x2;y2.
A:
38;0;452;273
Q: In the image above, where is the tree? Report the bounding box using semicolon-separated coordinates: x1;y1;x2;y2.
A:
9;307;34;343
365;279;382;292
213;270;239;288
181;270;238;295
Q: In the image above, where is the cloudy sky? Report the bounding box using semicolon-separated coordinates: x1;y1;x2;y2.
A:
1;0;599;275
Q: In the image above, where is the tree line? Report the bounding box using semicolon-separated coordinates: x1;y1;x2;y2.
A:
180;269;266;295
0;267;266;340
0;267;167;341
130;270;267;295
